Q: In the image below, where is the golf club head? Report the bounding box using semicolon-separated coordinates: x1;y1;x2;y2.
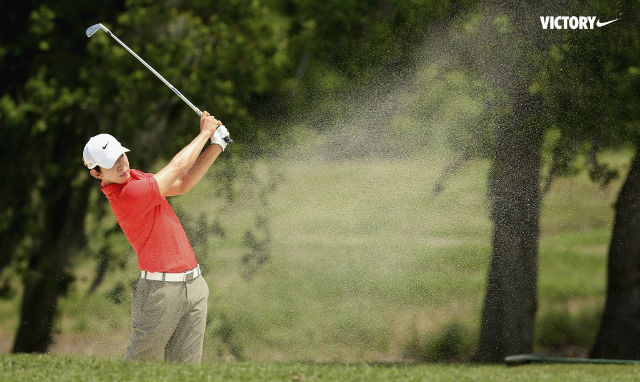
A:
86;23;104;38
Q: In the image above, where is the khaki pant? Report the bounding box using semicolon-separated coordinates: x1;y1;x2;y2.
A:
125;275;209;363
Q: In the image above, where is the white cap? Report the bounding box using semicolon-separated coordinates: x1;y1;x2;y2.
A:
83;134;130;169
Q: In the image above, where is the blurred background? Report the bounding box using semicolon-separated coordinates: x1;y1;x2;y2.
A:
1;0;639;362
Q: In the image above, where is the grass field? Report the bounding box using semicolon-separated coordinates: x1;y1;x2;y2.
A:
0;148;630;361
3;354;640;382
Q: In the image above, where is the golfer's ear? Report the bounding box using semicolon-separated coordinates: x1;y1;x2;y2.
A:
89;169;103;180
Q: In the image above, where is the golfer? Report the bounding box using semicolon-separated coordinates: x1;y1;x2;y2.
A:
82;112;229;363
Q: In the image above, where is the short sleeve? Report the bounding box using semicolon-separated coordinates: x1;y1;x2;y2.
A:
121;175;163;208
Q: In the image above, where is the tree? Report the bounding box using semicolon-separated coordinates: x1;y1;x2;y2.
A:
528;1;640;359
0;0;299;352
361;2;551;361
283;0;475;126
592;148;640;359
442;4;552;361
0;1;127;353
585;2;640;359
476;92;544;361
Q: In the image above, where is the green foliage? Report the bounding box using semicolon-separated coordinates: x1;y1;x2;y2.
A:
0;280;15;300
404;321;474;362
284;0;474;129
392;64;490;158
174;206;226;260
241;216;272;280
106;281;127;305
427;321;473;361
210;313;245;360
533;3;640;185
536;307;601;350
84;0;297;158
239;165;278;280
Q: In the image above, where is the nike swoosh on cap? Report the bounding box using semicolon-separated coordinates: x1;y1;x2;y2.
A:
596;18;619;27
102;141;109;149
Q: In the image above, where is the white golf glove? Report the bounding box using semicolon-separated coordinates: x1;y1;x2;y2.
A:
211;125;230;151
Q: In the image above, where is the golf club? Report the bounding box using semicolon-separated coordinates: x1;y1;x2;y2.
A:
86;23;232;145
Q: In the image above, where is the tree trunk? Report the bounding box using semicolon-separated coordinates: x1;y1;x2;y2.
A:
12;181;89;353
12;256;65;353
591;149;640;359
474;92;543;362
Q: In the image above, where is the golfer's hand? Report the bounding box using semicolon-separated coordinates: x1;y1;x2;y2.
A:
200;111;221;137
211;125;230;151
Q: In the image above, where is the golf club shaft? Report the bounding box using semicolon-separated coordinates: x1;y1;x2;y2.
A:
100;25;203;117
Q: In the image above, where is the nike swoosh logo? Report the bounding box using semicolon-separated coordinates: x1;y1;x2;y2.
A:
102;141;109;149
596;18;619;27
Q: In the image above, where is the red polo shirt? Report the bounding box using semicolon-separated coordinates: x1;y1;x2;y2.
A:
101;169;197;273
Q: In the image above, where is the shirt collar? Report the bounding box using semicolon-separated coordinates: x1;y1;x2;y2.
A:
101;180;124;196
100;169;138;196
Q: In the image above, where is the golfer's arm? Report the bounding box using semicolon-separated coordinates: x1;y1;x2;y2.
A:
164;144;223;196
154;132;211;195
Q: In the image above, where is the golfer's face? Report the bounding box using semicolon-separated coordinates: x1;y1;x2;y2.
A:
101;154;131;184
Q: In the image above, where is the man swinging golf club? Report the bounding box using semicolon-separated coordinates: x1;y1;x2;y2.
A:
83;111;230;363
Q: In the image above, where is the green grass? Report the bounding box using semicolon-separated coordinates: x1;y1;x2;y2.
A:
0;149;630;361
3;354;640;382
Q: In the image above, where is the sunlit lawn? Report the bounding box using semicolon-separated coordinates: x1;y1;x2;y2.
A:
1;150;629;361
2;354;640;382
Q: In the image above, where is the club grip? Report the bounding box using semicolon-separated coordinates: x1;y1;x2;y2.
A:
200;112;232;145
217;124;233;145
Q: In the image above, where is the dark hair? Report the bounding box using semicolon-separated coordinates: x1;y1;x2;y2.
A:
93;166;101;173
